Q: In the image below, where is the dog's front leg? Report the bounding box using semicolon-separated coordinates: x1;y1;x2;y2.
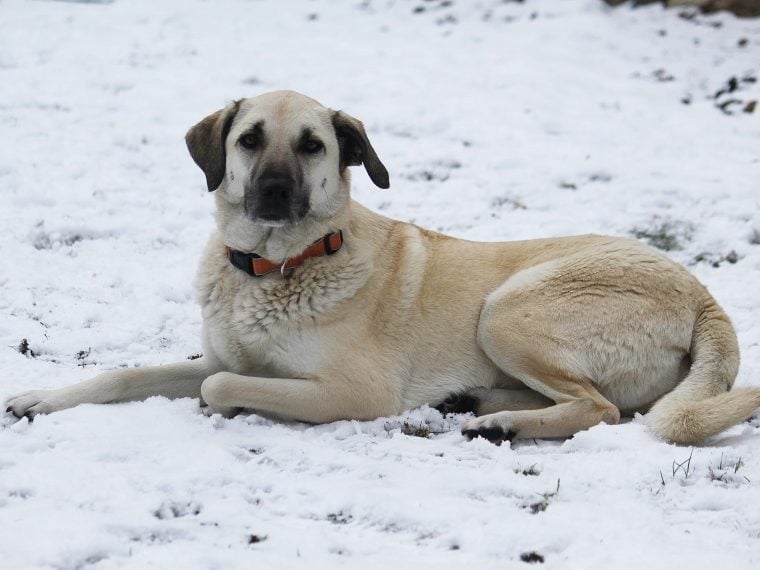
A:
200;372;389;423
5;357;217;421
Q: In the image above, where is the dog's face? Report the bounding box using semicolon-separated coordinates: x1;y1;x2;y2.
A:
185;91;388;252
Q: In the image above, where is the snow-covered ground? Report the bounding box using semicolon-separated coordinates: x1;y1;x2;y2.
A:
1;0;759;567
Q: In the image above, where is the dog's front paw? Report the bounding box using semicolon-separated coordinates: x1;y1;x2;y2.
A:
5;390;59;421
461;415;516;445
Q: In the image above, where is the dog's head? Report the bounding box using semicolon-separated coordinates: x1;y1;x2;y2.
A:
185;91;388;252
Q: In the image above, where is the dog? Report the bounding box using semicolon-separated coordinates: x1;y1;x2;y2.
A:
6;90;760;444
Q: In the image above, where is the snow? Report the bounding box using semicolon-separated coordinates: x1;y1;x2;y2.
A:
1;0;760;567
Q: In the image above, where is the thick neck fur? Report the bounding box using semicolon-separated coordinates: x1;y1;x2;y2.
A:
197;201;395;340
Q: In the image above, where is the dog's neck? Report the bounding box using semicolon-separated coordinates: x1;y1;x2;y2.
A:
218;204;352;262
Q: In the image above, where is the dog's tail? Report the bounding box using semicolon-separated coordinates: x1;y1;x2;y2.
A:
647;292;760;444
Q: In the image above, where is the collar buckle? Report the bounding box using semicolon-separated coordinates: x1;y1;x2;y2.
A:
227;248;260;276
323;230;343;256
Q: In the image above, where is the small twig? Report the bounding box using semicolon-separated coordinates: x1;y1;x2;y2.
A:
685;448;693;479
672;448;694;479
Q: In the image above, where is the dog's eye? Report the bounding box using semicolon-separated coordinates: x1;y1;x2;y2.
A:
240;134;259;150
301;139;324;154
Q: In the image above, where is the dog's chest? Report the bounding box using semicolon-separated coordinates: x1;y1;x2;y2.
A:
196;243;370;373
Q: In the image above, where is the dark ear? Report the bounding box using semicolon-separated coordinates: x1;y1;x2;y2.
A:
185;100;241;191
331;110;390;189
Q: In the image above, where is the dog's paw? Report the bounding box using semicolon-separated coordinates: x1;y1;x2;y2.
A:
435;392;479;415
200;404;241;420
5;390;59;422
461;415;516;445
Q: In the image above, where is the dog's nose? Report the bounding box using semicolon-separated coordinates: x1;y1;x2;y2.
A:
255;176;294;221
260;177;292;202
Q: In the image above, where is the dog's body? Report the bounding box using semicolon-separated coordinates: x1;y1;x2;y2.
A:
7;91;760;444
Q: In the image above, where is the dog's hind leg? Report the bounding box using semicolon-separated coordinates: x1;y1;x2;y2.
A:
460;369;620;444
465;272;622;443
464;323;622;443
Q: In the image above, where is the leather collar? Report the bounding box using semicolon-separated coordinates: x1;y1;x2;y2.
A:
226;231;344;277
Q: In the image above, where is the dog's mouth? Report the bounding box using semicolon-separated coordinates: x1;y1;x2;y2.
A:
252;214;290;227
246;204;310;227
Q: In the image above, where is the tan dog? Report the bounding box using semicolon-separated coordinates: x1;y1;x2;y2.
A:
7;90;760;444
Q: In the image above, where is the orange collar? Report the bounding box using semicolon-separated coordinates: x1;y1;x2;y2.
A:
226;231;344;277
